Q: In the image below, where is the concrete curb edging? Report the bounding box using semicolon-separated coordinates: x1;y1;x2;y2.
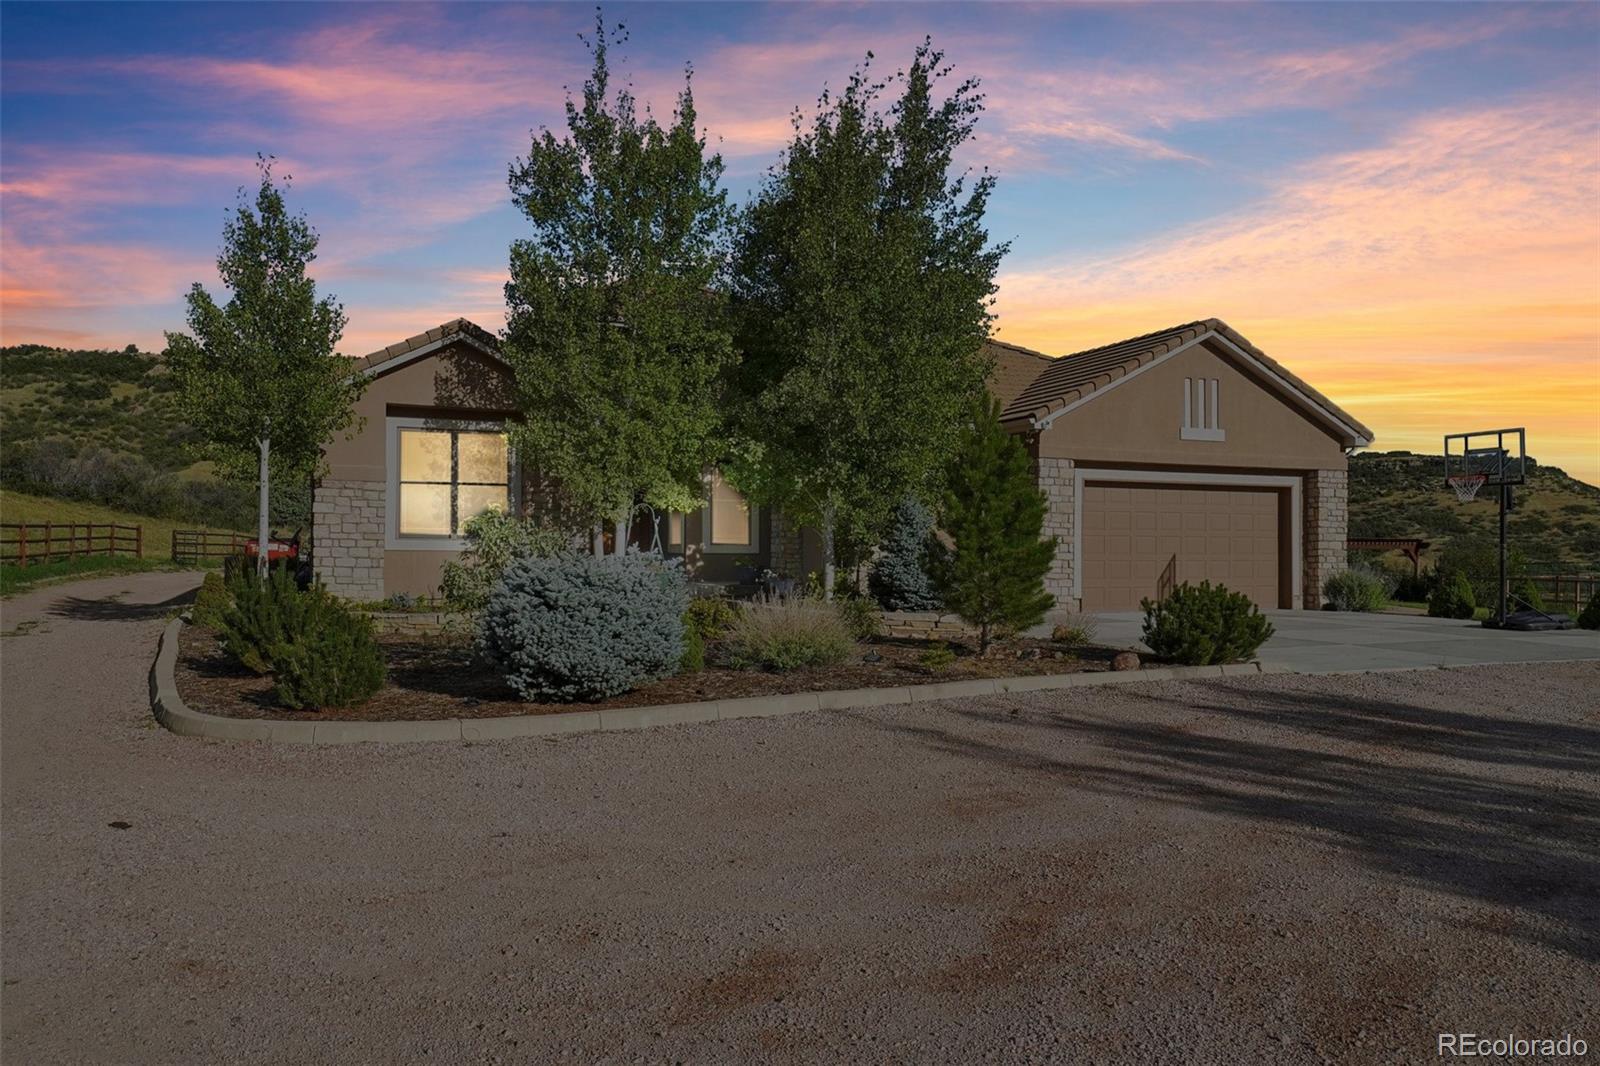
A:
151;616;1273;746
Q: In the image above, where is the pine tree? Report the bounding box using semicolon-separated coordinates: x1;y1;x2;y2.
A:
930;398;1057;653
869;497;943;611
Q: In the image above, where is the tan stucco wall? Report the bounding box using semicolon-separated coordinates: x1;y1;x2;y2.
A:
1036;338;1348;471
325;343;516;483
317;341;517;598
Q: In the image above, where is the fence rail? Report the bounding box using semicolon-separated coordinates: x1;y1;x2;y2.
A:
171;529;251;565
0;523;142;566
1524;571;1599;614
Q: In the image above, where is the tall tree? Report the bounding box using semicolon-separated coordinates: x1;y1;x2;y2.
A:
929;398;1057;654
503;17;735;553
166;158;360;574
731;42;1007;595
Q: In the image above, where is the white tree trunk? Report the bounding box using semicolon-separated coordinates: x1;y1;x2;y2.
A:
820;501;836;601
256;437;271;577
614;514;629;556
592;524;605;556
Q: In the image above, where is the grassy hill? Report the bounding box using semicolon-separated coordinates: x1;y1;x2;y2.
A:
1;343;304;531
1349;451;1600;567
0;489;245;561
0;343;199;471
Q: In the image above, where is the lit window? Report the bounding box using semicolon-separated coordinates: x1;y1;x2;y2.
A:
707;471;754;548
397;427;509;537
667;511;684;549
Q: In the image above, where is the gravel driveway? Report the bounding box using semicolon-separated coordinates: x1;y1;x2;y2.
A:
3;573;1596;1064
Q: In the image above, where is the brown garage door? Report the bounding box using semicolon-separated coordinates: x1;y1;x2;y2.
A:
1080;483;1283;611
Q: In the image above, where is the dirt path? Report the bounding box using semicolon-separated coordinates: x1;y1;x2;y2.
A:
2;572;1596;1064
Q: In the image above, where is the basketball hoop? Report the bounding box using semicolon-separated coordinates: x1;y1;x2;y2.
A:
1447;473;1487;503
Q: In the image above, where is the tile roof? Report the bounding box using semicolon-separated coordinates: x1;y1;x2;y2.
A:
354;318;502;375
983;337;1056;410
998;317;1374;445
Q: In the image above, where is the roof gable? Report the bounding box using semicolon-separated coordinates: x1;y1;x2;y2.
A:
356;318;503;378
998;318;1373;447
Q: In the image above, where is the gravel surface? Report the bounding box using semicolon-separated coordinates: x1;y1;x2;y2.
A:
3;573;1597;1064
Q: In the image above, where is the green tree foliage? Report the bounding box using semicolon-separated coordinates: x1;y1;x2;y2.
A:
503;18;735;547
438;509;576;611
1577;589;1600;630
1140;582;1274;665
731;41;1007;595
929;398;1056;653
1428;571;1477;619
868;496;942;611
165;159;362;571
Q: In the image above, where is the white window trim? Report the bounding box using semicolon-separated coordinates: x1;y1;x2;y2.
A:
701;472;759;554
1180;376;1225;441
1071;468;1302;609
385;415;515;551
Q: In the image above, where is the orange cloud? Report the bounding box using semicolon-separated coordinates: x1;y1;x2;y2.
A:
994;94;1600;482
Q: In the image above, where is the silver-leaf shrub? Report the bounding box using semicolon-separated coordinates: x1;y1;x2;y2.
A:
477;550;688;701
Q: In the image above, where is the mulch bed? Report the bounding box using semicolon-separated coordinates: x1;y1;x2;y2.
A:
175;625;1125;723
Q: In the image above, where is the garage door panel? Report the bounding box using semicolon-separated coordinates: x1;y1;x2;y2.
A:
1082;482;1282;611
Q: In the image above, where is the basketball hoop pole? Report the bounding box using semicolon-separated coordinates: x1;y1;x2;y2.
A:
1497;481;1508;626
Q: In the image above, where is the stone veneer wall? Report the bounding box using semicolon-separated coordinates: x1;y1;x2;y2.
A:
1303;468;1348;609
1036;456;1077;614
312;479;386;601
768;508;805;578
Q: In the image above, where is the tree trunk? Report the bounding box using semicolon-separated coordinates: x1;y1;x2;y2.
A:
820;502;836;601
256;437;271;577
614;514;629;556
592;524;605;556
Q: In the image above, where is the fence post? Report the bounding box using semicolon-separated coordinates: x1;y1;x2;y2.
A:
135;525;143;560
17;526;26;567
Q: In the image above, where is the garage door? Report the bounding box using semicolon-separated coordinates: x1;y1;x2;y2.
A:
1080;484;1283;612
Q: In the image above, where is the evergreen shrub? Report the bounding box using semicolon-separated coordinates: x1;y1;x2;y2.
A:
1141;582;1274;665
478;551;688;701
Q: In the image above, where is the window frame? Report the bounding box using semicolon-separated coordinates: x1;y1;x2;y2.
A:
385;416;515;550
701;470;758;554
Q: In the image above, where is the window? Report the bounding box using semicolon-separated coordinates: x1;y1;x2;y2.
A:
1180;376;1225;441
394;423;510;540
666;511;684;550
708;472;753;547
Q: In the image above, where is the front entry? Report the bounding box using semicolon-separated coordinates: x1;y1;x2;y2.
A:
1080;483;1284;611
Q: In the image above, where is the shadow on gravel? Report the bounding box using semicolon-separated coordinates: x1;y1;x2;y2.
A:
49;589;196;623
885;687;1600;963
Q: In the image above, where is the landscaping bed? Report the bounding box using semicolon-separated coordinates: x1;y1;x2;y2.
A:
175;623;1124;722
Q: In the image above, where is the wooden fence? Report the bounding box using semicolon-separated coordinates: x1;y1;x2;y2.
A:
0;523;142;566
171;529;251;565
1525;571;1599;615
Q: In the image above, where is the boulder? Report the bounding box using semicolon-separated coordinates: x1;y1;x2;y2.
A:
1111;651;1140;672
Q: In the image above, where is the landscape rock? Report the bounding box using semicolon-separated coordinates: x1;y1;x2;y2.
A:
1112;651;1141;672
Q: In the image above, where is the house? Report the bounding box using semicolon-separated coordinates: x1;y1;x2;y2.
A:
313;316;1371;612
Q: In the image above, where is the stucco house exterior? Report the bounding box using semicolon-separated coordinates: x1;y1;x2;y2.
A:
312;316;1371;612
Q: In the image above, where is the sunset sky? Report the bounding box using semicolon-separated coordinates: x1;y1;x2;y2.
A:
3;2;1597;481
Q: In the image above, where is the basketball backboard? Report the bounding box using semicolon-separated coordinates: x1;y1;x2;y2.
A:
1444;427;1526;490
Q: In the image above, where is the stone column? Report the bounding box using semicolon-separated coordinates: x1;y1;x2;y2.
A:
1303;468;1348;609
312;479;386;601
768;508;805;578
1036;455;1077;615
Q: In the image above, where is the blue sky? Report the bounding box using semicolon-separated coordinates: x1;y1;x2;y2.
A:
3;2;1597;477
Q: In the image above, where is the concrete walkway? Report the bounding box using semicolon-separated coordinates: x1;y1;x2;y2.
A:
1083;608;1600;673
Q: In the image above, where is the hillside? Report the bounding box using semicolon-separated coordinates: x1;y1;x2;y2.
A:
1349;451;1600;566
0;344;302;531
0;343;198;470
0;489;245;561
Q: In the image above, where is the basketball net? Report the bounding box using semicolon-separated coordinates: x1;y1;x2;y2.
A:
1447;473;1487;503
